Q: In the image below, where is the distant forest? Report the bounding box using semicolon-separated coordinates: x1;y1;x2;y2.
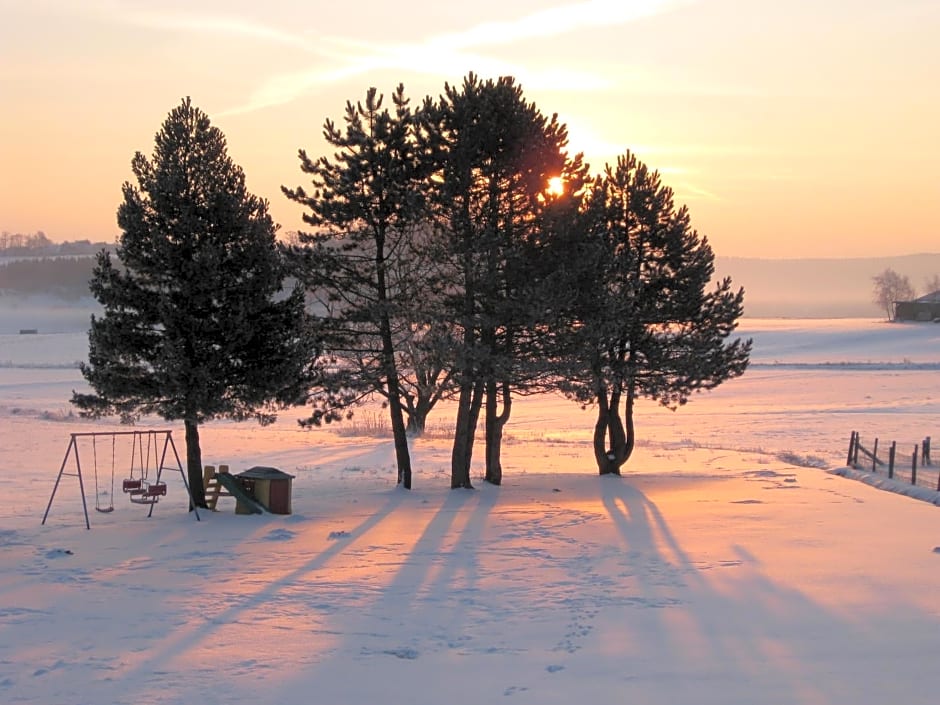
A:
0;231;113;299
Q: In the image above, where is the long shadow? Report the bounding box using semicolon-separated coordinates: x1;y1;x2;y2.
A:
114;485;409;683
357;484;497;644
599;475;928;703
265;483;500;700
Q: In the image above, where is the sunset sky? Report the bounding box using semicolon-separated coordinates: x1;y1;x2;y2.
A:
1;0;937;258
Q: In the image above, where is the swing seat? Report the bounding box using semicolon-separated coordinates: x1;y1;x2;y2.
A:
129;481;167;504
95;506;114;513
122;478;142;493
129;495;159;505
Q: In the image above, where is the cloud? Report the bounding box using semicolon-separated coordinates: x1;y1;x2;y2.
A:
66;0;314;50
121;10;312;50
673;181;722;202
51;0;700;116
219;45;612;117
218;0;697;115
428;0;695;50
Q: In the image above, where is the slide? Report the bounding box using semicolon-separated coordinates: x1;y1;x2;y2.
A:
213;473;267;514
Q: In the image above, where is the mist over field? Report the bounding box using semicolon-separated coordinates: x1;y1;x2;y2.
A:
3;253;940;334
713;253;940;318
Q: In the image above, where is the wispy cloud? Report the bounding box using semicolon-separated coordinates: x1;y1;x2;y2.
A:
219;0;698;115
67;0;313;50
119;10;313;50
65;0;699;116
218;42;612;117
427;0;695;51
673;181;722;202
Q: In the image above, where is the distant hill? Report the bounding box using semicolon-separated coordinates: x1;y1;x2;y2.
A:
2;243;938;320
714;253;940;318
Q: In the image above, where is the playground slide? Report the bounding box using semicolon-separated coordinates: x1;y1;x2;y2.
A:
213;473;267;514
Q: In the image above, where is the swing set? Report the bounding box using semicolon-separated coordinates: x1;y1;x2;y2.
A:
42;430;201;529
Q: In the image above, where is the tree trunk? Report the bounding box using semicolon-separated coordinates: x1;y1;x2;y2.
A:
466;380;484;475
593;385;611;473
451;380;483;488
405;389;437;437
387;382;412;489
451;382;475;489
406;412;426;436
622;380;636;466
382;343;411;487
592;387;626;476
484;380;512;485
184;418;208;509
375;235;412;488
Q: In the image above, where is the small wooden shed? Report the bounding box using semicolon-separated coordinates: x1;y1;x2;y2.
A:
236;466;295;515
894;290;940;321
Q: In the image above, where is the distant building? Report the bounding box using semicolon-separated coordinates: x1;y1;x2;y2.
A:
894;290;940;321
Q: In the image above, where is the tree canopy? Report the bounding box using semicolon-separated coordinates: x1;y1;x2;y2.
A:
72;98;320;505
76;82;751;497
283;85;439;489
552;151;751;474
872;268;916;320
281;76;749;487
424;73;588;487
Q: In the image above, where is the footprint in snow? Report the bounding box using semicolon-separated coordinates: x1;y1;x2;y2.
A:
383;647;418;660
262;528;296;542
44;548;73;558
328;530;351;540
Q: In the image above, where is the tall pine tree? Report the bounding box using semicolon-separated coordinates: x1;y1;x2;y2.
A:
425;74;586;487
73;98;320;506
283;85;436;489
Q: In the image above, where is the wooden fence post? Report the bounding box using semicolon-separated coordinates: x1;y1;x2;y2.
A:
872;438;879;473
911;445;918;486
847;431;856;467
853;434;860;466
923;436;931;466
889;442;896;479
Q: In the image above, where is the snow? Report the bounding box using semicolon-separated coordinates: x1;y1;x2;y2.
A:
2;317;940;704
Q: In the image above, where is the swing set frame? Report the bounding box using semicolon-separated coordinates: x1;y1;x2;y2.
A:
41;430;201;529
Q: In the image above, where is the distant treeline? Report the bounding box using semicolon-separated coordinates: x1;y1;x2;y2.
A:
0;256;100;299
0;231;112;257
0;232;115;299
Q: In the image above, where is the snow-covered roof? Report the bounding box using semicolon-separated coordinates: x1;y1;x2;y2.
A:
913;290;940;303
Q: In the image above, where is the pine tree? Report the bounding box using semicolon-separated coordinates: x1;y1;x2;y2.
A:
283;85;437;489
556;151;751;474
72;98;320;506
426;74;587;487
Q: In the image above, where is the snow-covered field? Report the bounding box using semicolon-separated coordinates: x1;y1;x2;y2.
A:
2;318;940;704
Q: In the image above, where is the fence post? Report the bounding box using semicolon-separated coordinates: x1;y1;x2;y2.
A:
923;436;931;466
847;432;855;467
912;445;918;486
853;434;860;466
872;438;879;473
889;442;896;479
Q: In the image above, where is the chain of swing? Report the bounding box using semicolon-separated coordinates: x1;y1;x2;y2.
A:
91;431;167;513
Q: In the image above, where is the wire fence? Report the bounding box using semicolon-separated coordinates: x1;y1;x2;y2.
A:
846;431;940;491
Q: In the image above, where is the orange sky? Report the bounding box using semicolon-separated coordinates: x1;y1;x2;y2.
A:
1;0;937;257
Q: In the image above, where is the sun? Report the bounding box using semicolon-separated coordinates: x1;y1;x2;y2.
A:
546;176;565;196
